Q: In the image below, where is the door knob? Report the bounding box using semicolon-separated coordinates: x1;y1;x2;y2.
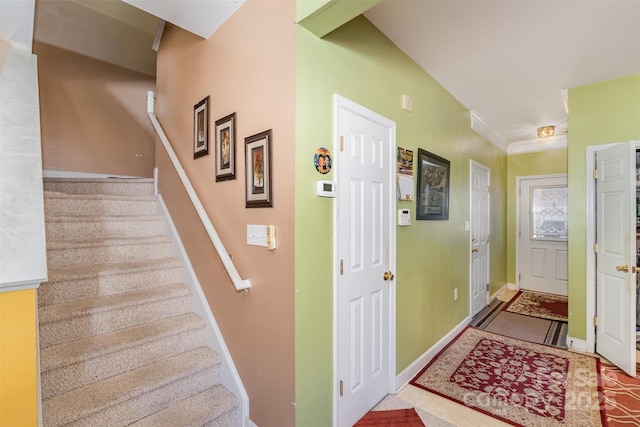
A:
616;265;629;273
383;271;394;281
472;248;479;253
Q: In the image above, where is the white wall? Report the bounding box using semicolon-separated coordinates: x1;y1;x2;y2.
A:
0;42;48;290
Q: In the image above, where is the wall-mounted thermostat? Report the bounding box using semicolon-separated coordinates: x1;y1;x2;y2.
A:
316;181;337;197
398;209;411;226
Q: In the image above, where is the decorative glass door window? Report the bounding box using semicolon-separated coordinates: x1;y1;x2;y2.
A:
530;185;568;241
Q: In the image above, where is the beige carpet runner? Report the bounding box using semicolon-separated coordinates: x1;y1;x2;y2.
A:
410;328;605;427
39;178;238;426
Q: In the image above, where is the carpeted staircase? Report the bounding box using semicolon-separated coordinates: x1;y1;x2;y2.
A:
39;177;239;426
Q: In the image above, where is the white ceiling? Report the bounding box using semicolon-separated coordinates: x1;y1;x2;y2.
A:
122;0;244;39
364;0;640;146
24;0;640;148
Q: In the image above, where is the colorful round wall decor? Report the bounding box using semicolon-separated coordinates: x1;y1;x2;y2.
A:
314;147;332;174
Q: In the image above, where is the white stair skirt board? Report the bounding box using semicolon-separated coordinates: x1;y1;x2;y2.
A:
157;194;250;425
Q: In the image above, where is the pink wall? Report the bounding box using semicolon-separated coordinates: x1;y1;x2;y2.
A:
35;42;155;177
155;1;296;425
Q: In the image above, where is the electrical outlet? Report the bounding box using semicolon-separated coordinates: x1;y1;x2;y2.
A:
454;288;458;300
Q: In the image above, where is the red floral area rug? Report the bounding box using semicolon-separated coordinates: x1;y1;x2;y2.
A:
353;408;425;426
505;291;568;322
600;363;640;426
410;328;605;427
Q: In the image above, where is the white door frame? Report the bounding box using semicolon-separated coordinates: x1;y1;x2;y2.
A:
584;141;639;354
469;160;490;316
332;95;397;426
515;173;567;292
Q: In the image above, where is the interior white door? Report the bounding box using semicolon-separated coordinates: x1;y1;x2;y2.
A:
596;142;636;377
470;161;490;316
335;96;395;427
518;176;568;296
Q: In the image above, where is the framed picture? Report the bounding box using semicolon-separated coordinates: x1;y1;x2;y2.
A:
245;130;272;208
416;149;450;220
193;96;209;159
215;113;236;181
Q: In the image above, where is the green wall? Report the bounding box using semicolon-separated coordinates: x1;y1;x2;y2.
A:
567;74;640;340
506;149;568;283
295;16;508;426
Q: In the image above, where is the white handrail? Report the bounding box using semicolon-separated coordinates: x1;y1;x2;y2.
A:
146;91;251;292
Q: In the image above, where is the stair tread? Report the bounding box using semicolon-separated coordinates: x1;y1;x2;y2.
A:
44;191;156;202
41;313;206;371
47;234;172;249
46;258;182;282
131;385;238;427
39;284;191;324
44;178;154;184
42;347;220;426
46;214;163;223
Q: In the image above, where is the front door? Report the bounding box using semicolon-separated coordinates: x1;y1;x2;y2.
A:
335;96;396;426
470;161;490;316
518;176;568;296
596;142;636;376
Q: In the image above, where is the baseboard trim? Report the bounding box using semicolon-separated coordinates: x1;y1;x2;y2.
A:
566;336;588;353
490;284;508;301
507;282;517;290
394;316;471;391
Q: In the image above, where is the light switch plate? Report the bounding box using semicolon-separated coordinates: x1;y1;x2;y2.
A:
247;224;267;247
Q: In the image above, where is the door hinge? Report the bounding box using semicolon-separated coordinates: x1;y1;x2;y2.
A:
593;243;598;253
518;273;521;283
486;283;489;291
593;316;598;327
593;169;598;179
339;259;343;275
340;136;344;152
339;380;343;397
486;187;490;193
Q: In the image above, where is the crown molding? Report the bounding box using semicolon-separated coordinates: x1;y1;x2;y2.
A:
507;134;568;155
470;111;508;152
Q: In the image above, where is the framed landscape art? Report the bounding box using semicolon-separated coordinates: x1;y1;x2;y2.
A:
193;96;209;159
245;130;272;208
416;148;450;220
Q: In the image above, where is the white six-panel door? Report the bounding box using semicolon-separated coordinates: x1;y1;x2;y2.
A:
470;161;490;316
335;96;395;426
596;142;636;377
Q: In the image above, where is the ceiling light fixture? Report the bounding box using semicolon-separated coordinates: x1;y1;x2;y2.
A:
537;126;555;138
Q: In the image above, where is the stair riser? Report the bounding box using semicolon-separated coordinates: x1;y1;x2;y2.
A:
45;198;157;217
44;181;154;197
41;327;208;400
47;242;173;270
39;266;183;306
204;410;236;427
46;219;164;241
39;295;192;347
62;366;218;427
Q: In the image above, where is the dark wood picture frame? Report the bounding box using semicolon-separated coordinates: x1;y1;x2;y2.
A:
215;112;236;181
416;148;450;220
245;129;272;208
193;96;209;159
